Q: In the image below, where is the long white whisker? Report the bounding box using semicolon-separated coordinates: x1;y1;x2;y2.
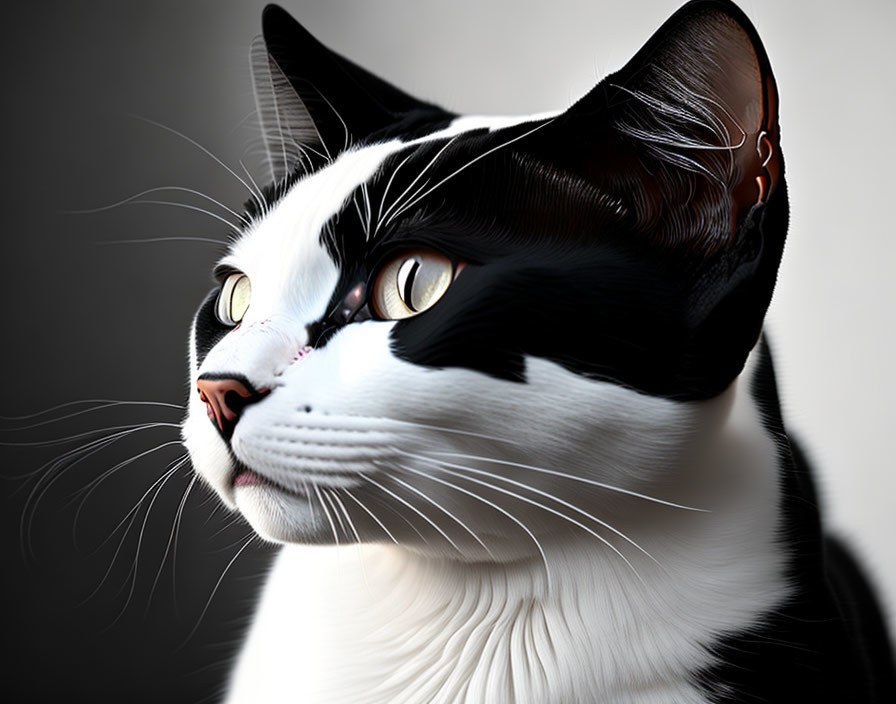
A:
131;115;258;202
239;159;265;205
324;487;349;538
402;460;646;585
20;424;179;557
129;200;242;235
68;186;244;222
71;439;184;513
311;86;351;154
378;134;462;230
359;472;462;554
0;399;183;424
11;423;150;488
360;182;373;240
175;536;255;652
88;454;190;555
388;119;555;224
96;236;226;247
147;473;197;613
1;421;182;448
384;471;493;558
407;451;659;567
77;457;187;608
374;149;416;236
314;484;340;547
342;488;399;545
396;462;551;592
330;489;369;588
111;458;187;626
419;450;707;512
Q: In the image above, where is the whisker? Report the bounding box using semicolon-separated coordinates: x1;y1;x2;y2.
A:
330;489;369;587
375;149;416;235
70;440;186;540
419;450;707;512
359;472;461;554
239;159;265;206
1;421;181;448
387;119;555;224
0;399;183;423
130;115;260;205
108;458;188;627
67;185;244;222
342;487;400;545
323;487;349;538
175;535;256;652
402;457;645;585
128;200;242;235
331;490;360;544
88;455;191;555
384;471;494;558
20;424;180;557
77;457;187;608
95;236;226;247
406;451;659;568
377;134;461;232
395;462;552;592
314;484;341;547
147;473;198;613
312;87;351;155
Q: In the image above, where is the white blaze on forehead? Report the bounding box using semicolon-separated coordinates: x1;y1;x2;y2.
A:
219;141;406;324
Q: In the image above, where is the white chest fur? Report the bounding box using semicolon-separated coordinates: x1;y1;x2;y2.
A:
224;352;788;704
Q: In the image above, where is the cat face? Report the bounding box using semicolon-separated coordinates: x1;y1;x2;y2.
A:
182;2;786;558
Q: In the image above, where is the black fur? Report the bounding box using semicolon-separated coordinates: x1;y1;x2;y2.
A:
696;340;896;702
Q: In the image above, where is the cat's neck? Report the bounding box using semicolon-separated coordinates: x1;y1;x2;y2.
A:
227;353;789;704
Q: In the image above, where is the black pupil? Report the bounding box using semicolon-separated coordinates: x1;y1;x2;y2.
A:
402;258;422;312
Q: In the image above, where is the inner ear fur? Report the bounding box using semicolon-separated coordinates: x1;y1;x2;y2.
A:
565;0;781;255
253;3;449;182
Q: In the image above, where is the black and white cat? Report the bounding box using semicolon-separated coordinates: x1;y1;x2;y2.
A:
182;1;895;701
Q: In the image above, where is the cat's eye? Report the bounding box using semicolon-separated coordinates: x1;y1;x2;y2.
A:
216;273;252;326
372;249;455;320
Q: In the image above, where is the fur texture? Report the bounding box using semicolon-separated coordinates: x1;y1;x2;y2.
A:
182;2;895;701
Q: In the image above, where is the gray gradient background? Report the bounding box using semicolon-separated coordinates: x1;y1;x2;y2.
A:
2;1;893;701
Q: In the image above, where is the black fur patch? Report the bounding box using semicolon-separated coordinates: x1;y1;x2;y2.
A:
287;116;787;400
695;340;896;702
193;288;231;367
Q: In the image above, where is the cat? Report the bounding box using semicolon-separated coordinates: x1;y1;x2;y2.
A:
181;1;896;702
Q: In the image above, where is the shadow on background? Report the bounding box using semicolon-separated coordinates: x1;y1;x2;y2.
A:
0;3;281;702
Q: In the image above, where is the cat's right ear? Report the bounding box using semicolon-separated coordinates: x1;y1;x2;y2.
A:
252;4;450;183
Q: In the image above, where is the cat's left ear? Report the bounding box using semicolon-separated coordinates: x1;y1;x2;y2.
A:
252;4;452;182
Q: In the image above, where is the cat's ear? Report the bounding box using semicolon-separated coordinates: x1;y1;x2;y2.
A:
564;0;781;251
252;4;448;182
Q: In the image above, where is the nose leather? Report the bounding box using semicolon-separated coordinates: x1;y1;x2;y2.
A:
197;375;268;438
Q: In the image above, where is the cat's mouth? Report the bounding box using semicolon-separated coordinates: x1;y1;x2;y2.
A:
230;460;361;496
233;468;272;488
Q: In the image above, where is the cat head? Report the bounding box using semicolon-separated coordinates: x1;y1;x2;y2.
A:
182;0;786;558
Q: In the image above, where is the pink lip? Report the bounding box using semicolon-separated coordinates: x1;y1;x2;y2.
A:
234;470;268;488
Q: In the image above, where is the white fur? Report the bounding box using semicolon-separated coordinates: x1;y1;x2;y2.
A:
183;117;789;703
222;349;787;704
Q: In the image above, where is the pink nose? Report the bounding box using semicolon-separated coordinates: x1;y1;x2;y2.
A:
197;376;268;436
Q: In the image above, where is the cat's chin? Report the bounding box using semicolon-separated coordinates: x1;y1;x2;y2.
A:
233;484;330;544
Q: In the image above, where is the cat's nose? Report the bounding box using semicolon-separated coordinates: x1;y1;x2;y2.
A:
196;375;269;439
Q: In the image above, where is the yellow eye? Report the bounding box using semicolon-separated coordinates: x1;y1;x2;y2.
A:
372;249;454;320
216;273;251;326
